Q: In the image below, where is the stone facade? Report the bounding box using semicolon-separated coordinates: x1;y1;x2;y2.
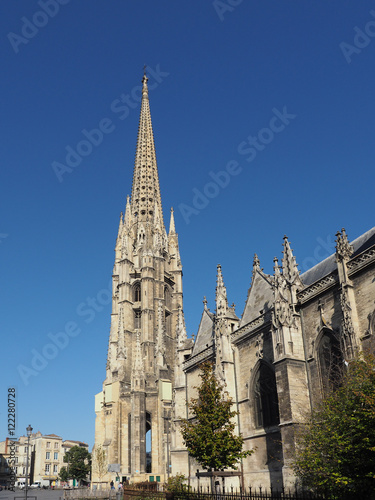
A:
0;433;88;488
94;73;375;490
171;229;375;490
93;74;182;486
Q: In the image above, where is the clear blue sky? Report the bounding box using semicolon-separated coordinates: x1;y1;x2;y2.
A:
1;1;375;450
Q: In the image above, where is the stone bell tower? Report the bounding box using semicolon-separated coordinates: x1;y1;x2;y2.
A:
93;73;183;484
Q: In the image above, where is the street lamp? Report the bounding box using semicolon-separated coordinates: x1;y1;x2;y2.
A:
25;425;33;500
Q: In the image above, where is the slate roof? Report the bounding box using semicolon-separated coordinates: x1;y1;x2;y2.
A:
301;226;375;287
240;269;273;328
191;308;215;357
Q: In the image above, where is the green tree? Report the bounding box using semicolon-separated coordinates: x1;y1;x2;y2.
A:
59;466;69;482
64;446;91;485
293;351;375;499
180;362;252;478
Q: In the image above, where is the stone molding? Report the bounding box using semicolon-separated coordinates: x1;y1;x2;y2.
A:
347;247;375;275
298;272;338;304
182;345;214;370
231;313;271;344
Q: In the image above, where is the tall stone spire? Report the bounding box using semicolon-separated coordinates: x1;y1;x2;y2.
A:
94;72;184;485
131;72;164;231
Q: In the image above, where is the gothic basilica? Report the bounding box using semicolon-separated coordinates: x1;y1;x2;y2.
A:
93;74;375;490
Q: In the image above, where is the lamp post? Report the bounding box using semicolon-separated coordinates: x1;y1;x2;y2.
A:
25;425;33;500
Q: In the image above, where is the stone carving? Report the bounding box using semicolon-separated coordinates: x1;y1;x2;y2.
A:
117;305;127;360
364;310;375;337
340;285;356;358
298;273;338;303
336;228;354;261
255;333;264;359
347;247;375;273
155;300;166;367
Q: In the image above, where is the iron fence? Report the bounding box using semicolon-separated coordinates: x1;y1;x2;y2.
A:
123;487;328;500
64;486;331;500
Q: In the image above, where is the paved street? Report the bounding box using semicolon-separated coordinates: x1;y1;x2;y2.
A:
0;490;64;500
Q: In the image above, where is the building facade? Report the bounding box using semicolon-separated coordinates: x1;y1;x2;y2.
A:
0;433;89;488
93;73;182;486
94;74;375;489
171;228;375;490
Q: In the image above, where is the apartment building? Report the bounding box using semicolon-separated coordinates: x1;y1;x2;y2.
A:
0;432;89;488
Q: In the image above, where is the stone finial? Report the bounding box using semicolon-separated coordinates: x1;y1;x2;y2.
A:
169;207;176;235
282;235;302;286
253;253;260;268
203;296;208;310
273;256;281;277
336;228;353;261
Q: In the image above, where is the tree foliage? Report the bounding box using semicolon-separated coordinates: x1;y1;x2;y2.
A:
293;351;375;499
180;362;252;471
63;445;91;483
59;466;69;482
165;473;187;492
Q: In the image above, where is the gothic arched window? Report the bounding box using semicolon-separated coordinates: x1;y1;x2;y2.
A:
134;309;141;330
133;282;141;303
318;329;343;394
253;363;280;429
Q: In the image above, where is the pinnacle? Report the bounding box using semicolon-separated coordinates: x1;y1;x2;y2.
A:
130;71;164;232
253;253;260;268
215;264;228;316
281;236;300;283
336;227;353;260
169;207;176;235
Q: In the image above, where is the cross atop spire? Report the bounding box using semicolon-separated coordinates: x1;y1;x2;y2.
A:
131;70;164;231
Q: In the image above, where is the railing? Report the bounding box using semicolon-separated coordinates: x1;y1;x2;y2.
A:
64;487;330;500
167;489;327;500
123;487;328;500
64;489;123;499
